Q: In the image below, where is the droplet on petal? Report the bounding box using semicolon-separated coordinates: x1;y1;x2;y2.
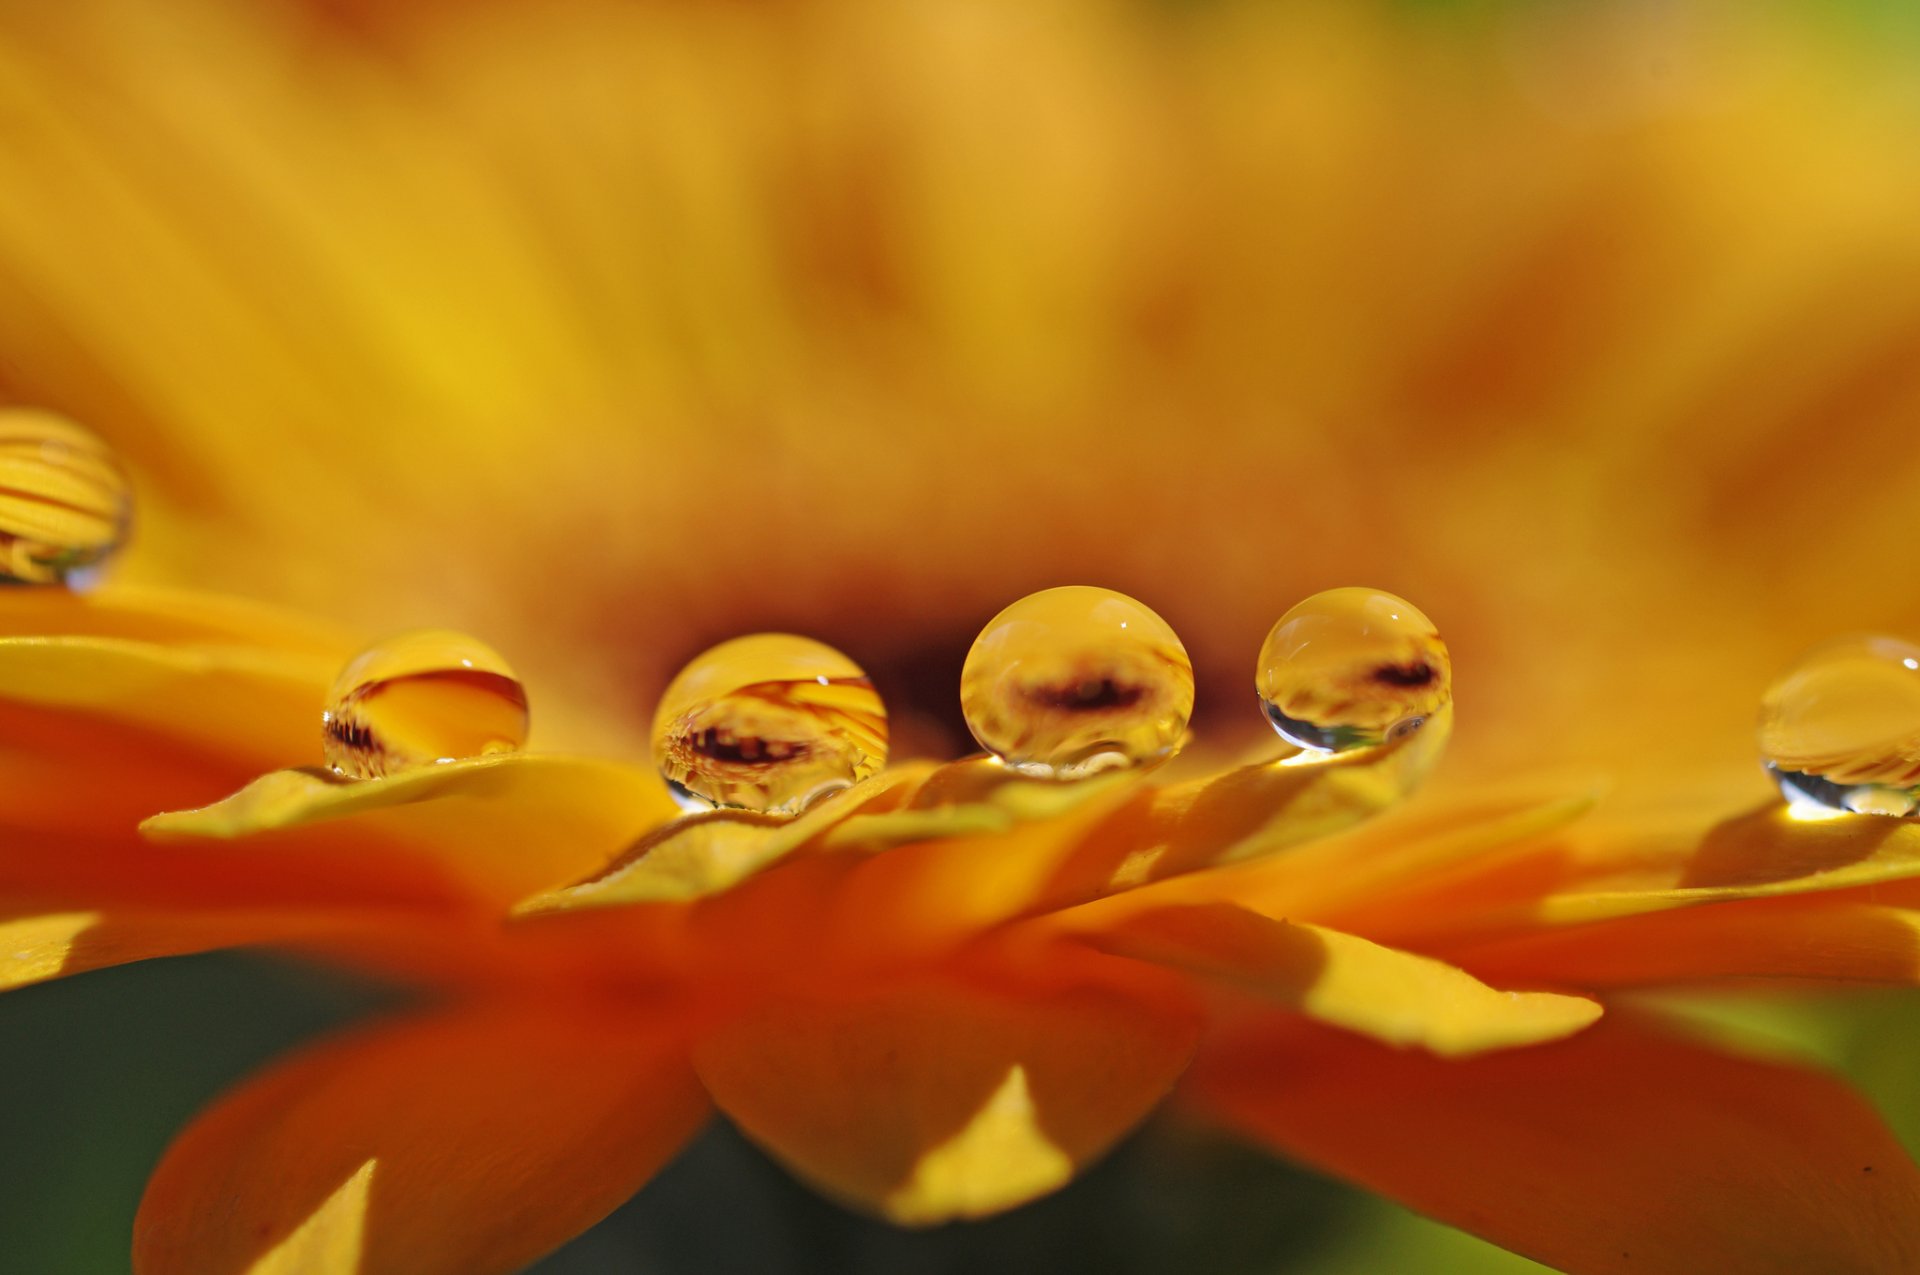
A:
321;630;530;779
0;408;133;587
1257;587;1451;753
960;585;1194;780
1758;635;1920;817
652;634;888;815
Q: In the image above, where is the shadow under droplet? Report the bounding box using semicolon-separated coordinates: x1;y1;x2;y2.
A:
1677;802;1902;889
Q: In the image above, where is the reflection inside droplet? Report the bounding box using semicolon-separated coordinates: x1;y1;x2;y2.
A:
1759;634;1920;818
0;408;134;587
959;585;1194;780
322;630;530;779
1256;587;1452;754
651;634;888;815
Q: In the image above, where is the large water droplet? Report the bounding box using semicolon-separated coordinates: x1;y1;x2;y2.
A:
1759;635;1920;817
0;408;133;587
322;630;530;779
1257;587;1451;753
652;634;888;815
960;585;1194;780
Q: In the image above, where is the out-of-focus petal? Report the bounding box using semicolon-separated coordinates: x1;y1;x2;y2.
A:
0;636;328;834
0;586;350;657
0;905;396;992
133;1004;708;1275
692;971;1199;1225
1068;902;1598;1057
1188;1013;1920;1275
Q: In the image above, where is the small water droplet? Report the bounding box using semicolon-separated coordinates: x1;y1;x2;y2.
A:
652;634;888;815
0;408;133;587
322;630;529;779
960;586;1194;779
1759;635;1920;818
1257;587;1452;753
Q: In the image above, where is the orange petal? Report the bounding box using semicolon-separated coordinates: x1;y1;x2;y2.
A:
519;765;933;913
1138;706;1454;872
134;1005;707;1275
520;759;1150;963
1020;708;1457;903
1344;801;1920;949
142;754;677;905
1189;1013;1920;1275
1448;897;1920;988
1071;902;1599;1056
1046;775;1599;933
692;973;1199;1224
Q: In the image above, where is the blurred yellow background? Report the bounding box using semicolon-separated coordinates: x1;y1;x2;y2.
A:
4;0;1919;783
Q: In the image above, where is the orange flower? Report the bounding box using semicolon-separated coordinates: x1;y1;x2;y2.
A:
6;582;1920;1274
5;0;1920;1270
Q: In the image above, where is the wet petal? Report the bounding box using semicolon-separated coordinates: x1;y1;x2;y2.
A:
1071;902;1599;1056
1189;1013;1920;1275
692;974;1199;1224
134;1004;707;1275
143;755;678;904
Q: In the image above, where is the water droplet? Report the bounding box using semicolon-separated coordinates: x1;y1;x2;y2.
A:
322;631;529;779
0;408;133;587
1758;635;1920;818
1257;587;1452;753
652;634;888;815
960;586;1194;779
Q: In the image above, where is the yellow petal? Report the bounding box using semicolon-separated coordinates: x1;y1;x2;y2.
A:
519;765;933;913
692;974;1199;1224
1353;801;1920;950
1189;1013;1920;1275
1544;804;1920;922
520;758;1134;922
1160;706;1454;870
0;584;351;657
1450;898;1920;989
1072;902;1598;1056
0;905;419;992
1022;777;1598;947
0;635;328;768
134;1005;708;1275
142;754;677;905
1036;707;1456;901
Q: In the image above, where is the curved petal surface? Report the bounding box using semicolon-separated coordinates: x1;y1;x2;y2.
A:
143;755;676;904
1189;1013;1920;1275
134;1004;708;1275
692;972;1199;1225
1070;902;1599;1056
